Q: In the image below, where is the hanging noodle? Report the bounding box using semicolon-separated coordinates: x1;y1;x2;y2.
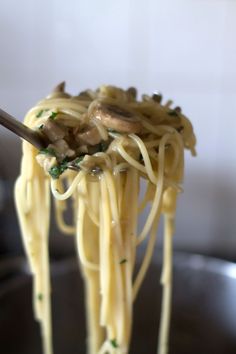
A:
14;84;196;354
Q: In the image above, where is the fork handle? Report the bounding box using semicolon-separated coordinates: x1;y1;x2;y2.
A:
0;108;47;149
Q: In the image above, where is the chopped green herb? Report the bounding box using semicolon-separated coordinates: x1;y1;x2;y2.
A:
37;293;43;301
36;110;44;118
49;111;58;120
49;166;61;179
168;110;179;117
39;148;57;157
60;158;69;169
110;339;118;348
36;109;49;118
49;159;68;179
38;124;44;130
119;258;127;265
74;155;85;166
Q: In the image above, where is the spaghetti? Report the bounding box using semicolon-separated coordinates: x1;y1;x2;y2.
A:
15;83;196;354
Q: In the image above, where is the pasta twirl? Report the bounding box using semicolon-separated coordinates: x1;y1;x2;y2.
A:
15;84;196;354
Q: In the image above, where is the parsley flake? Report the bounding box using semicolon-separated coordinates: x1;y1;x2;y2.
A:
49;159;68;179
36;109;49;118
37;293;43;301
119;259;127;265
110;339;118;348
49;166;62;179
36;110;44;118
39;148;56;157
74;155;85;166
49;111;58;120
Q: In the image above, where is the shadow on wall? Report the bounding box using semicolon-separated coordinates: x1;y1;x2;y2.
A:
0;135;236;261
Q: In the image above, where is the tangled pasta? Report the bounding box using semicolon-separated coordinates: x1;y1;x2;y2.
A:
15;83;196;354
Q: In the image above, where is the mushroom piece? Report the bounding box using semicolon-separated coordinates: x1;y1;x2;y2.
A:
152;93;162;103
126;87;137;101
75;125;102;146
76;90;91;100
42;119;67;142
53;81;66;93
89;100;142;134
47;81;71;99
49;139;75;160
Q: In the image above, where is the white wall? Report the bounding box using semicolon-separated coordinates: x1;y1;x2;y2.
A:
0;0;236;258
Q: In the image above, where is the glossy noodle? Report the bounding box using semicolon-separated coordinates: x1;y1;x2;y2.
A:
15;84;196;354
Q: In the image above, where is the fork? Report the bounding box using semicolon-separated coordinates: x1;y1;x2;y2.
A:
0;108;48;149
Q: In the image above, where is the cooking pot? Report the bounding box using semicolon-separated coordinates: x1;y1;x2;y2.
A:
0;252;236;354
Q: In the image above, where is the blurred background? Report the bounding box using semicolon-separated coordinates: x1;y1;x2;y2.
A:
0;0;236;261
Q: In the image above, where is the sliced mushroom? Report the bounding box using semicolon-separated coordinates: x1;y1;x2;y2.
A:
49;139;75;160
76;90;91;100
75;125;101;146
47;81;71;99
54;81;66;93
77;145;89;154
152;93;162;103
126;87;137;101
42;119;67;142
142;94;152;102
97;86;126;100
89;100;142;134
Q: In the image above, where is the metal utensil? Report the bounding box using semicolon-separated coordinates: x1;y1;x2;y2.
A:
0;108;84;173
0;108;48;149
0;108;113;174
